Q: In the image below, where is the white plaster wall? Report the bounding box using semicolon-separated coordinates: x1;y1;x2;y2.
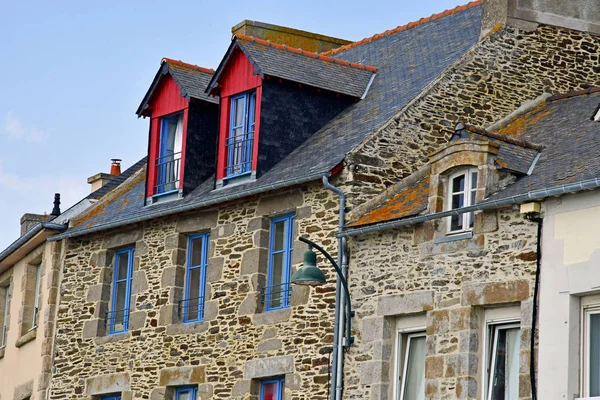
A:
538;190;600;400
0;241;54;400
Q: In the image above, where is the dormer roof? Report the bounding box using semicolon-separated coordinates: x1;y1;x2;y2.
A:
206;35;377;98
136;58;217;117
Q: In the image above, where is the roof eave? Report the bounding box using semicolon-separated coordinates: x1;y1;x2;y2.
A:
0;222;68;273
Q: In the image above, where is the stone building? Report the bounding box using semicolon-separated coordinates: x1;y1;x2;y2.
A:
36;1;600;400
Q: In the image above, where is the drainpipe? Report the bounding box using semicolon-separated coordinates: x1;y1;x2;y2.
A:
525;213;542;400
322;175;346;400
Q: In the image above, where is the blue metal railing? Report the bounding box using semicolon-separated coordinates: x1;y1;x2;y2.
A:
105;308;130;333
225;134;253;177
178;296;205;322
261;283;292;309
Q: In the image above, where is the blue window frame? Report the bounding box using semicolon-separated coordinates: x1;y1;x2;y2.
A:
101;395;121;400
260;377;284;400
226;91;256;178
155;114;182;194
264;214;295;311
107;248;134;334
175;386;197;400
181;233;209;323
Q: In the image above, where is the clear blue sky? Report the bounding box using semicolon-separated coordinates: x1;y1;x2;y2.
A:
0;0;467;249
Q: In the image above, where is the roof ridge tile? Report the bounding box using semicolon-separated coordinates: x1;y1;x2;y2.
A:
161;57;215;74
321;0;482;56
236;34;378;73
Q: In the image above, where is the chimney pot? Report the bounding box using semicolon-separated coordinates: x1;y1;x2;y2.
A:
51;193;61;217
110;159;122;176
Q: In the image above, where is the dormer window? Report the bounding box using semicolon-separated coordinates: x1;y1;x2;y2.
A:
226;91;256;178
448;167;478;233
156;113;183;194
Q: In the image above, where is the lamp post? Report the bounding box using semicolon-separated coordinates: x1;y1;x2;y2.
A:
291;236;354;349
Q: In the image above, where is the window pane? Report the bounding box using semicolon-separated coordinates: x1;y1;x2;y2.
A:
403;335;426;400
261;382;277;400
490;327;520;400
191;237;204;267
273;221;286;251
234;98;245;127
177;390;191;400
117;253;129;280
471;171;478;190
186;268;201;321
248;93;256;131
166;120;177;151
452;193;464;210
452;175;465;193
591;314;600;396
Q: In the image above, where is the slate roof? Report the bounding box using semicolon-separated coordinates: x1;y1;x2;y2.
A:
88;157;148;201
487;89;600;199
136;59;217;116
230;35;376;98
55;2;485;238
348;89;600;228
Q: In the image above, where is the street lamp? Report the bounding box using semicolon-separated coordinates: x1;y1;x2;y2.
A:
291;236;354;347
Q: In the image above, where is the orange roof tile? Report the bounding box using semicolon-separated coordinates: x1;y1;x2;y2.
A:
161;58;215;74
321;0;483;56
236;34;378;73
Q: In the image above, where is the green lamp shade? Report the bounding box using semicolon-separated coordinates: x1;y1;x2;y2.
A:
291;249;327;286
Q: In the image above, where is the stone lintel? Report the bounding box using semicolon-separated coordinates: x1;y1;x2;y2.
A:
86;372;131;395
244;355;294;380
377;291;434;316
159;366;206;386
255;190;304;216
462;280;530;306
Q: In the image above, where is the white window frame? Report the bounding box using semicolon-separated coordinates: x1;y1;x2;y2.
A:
31;265;41;330
482;307;521;400
581;300;600;398
1;286;9;348
393;315;427;400
447;167;478;234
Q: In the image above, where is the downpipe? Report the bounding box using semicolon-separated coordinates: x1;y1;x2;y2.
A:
322;175;346;400
525;212;542;400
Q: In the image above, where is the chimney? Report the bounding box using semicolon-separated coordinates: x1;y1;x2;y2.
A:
110;159;122;176
51;193;61;217
88;159;121;193
20;213;46;236
231;20;351;53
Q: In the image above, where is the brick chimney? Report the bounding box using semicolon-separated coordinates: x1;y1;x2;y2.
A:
88;159;121;193
231;20;351;53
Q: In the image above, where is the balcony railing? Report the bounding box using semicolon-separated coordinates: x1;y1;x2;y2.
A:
261;282;292;310
155;152;181;194
226;134;253;177
105;308;130;333
178;296;205;322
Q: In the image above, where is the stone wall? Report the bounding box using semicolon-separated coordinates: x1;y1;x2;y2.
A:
343;207;538;399
344;23;600;208
49;183;344;400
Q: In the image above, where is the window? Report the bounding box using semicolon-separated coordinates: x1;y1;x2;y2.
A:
226;91;256;178
101;395;121;400
156;113;183;194
485;322;521;400
448;167;478;233
260;377;284;400
583;304;600;397
1;286;8;348
264;214;294;311
394;323;426;400
108;248;134;334
175;386;197;400
181;234;209;323
31;265;41;330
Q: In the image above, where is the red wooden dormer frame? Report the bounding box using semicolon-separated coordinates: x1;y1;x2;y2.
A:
146;75;189;197
215;48;263;183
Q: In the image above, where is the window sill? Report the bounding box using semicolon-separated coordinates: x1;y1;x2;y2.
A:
95;331;130;345
166;320;209;335
15;328;37;348
254;307;291;326
435;231;473;244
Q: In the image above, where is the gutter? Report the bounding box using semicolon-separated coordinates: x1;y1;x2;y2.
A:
49;172;328;242
0;222;67;263
339;176;600;237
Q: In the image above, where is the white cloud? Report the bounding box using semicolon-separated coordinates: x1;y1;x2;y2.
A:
0;111;49;144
